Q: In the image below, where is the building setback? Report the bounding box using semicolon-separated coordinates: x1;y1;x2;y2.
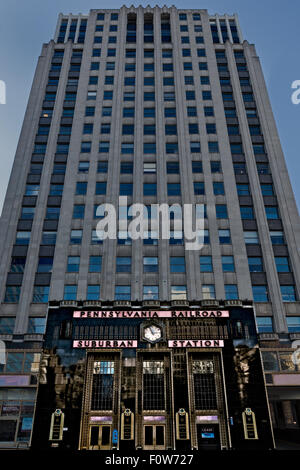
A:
0;5;299;449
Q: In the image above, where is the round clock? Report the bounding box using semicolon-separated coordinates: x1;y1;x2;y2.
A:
143;324;163;343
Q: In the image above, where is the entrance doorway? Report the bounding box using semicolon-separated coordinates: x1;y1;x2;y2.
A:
196;424;220;450
143;424;165;450
89;425;111;450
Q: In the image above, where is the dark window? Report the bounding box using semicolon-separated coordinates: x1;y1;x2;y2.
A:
165;124;177;135
252;286;268;302
123;107;135;117
213;182;225;195
194;182;205;195
184;76;194;85
265;207;279;220
216;205;228;219
166;143;178;154
275;257;290;273
187;106;197;117
240;206;254;219
10;257;26;273
95;182;107;195
166;162;179;174
237;184;250;196
190;142;201;153
189;123;199;134
76;182;87;195
73;205;85;219
208;142;219;153
167;183;181;196
89;256;102;272
170;257;185;273
192;161;203;173
120;162;133;174
116;257;131;273
143;361;165;410
248;257;263;272
193;361;217;410
144;183;157;196
91;361;114;410
144;107;155;118
97;161;108;173
204;106;214;117
120;183;133;196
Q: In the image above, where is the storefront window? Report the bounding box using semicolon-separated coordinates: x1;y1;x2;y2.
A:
0;420;17;441
1;352;40;374
279;352;298;371
6;353;23;373
0;390;36;444
261;351;279;371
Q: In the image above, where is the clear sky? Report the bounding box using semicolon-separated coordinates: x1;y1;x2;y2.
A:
0;0;299;214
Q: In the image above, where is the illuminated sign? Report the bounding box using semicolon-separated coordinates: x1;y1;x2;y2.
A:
196;416;218;423
168;340;224;348
143;416;166;422
0;375;30;386
73;310;229;318
90;416;113;423
73;340;137;348
202;432;215;439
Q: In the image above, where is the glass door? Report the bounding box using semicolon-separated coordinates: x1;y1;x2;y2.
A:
143;424;165;450
89;424;111;450
196;424;220;450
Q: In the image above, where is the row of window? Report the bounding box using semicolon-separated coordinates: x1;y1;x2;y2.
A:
87;59;209;72
17;203;281;224
66;140;265;157
90;46;206;58
43;255;289;275
57;18;87;44
4;283;296;304
74;181;223;196
25;160;223;192
88;75;208;86
210;19;240;44
14;229;286;246
84;105;215;118
95;12;201;22
25;181;276;200
81;122;215;137
84;89;212;102
80;141;214;154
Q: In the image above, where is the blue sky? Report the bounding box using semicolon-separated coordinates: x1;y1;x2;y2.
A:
0;0;299;213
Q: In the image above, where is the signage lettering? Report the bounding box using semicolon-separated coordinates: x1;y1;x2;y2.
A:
73;310;229;319
73;340;137;348
168;339;224;348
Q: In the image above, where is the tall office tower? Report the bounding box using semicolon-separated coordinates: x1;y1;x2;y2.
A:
0;6;299;451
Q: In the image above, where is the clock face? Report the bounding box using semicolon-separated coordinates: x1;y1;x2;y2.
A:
143;324;162;343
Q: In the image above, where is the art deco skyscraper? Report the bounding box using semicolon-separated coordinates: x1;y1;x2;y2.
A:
0;6;299;449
